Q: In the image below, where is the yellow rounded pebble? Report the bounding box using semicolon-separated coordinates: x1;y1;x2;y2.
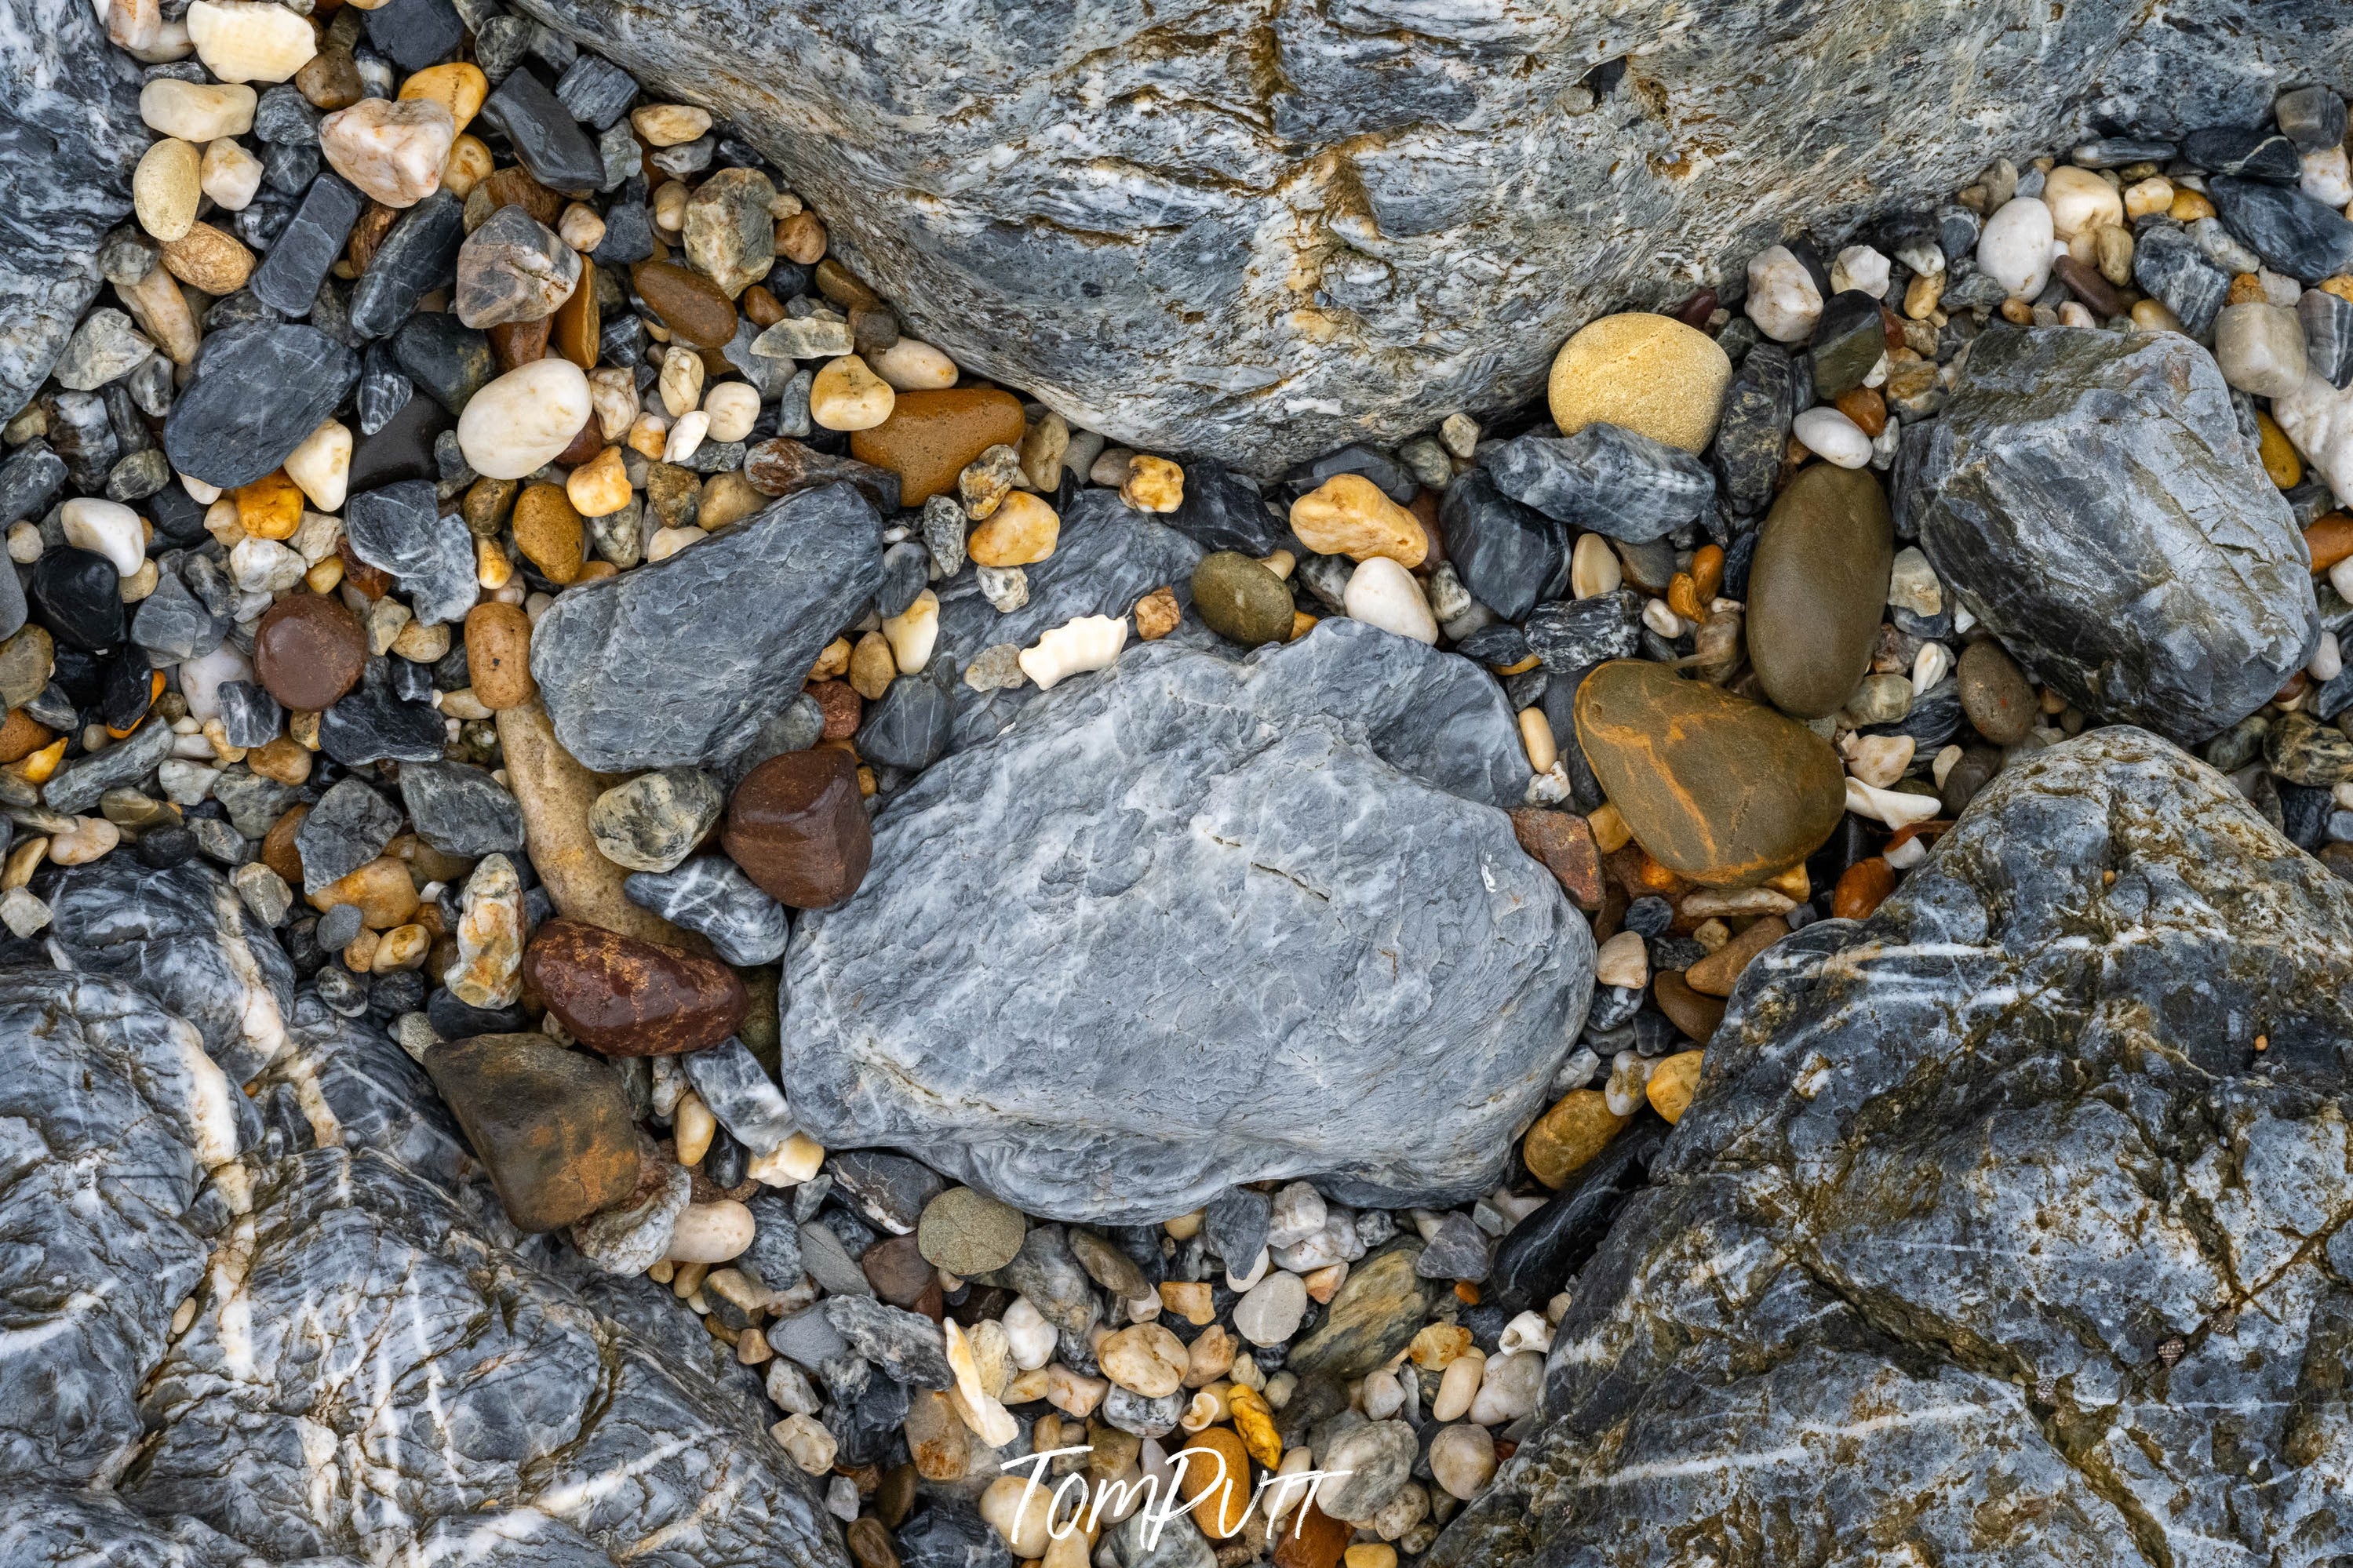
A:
1547;312;1733;455
1646;1050;1706;1124
2256;411;2303;490
399;63;488;133
1227;1383;1281;1469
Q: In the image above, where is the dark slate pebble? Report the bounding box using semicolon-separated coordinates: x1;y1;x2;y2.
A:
398;760;525;856
830;1151;945;1237
364;0;465;70
1488;1119;1666;1313
343;479;479;624
2130;221;2231;335
1204;1186;1269;1268
591;180;655;266
1288;442;1415;504
100;648;155;729
297;777;404;893
427;984;530;1039
2275;85;2350;152
1484;425;1714;541
1452;623;1528;668
0;443;67;527
394;311;494;413
2182;126;2304;183
624;855;789;966
2302;288;2353;391
2210;177;2353;282
349;191;468;340
217;681;283;748
1412;1211;1492;1282
42;390;116;489
1524;589;1645;674
162;323;359;489
896;1502;1011;1568
554;52;638;129
131;567;225;661
320;658;446;765
1714;343;1796;517
1810;289;1887;399
357;339;415;436
344;390;450;492
261;140;319;197
737;1191;801;1293
855;657;955;772
1439;467;1564;620
1167;456;1286;556
31;548;123;651
1863;677;1963;750
480;67;604;193
250;173;365;317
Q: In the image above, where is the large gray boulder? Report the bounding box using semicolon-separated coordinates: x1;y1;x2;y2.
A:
1432;728;2353;1566
530;482;882;771
1918;328;2318;745
0;0;147;420
783;619;1593;1221
508;0;2348;469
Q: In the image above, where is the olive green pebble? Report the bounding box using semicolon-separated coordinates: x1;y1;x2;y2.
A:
1956;639;2036;745
1746;463;1893;720
916;1185;1028;1275
1191;550;1296;649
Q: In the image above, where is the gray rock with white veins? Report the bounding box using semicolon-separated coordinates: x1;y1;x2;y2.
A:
504;0;2348;470
625;855;790;965
1917;327;2316;745
532;482;881;770
295;777;404;893
679;1035;796;1155
1484;425;1716;542
784;619;1593;1221
399;760;527;857
40;857;295;1084
342;478;480;625
1433;728;2353;1568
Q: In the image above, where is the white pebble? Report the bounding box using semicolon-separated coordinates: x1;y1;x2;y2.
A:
1467;1350;1543;1425
228;535;302;593
883;588;940;675
199;136;263;211
178;643;250;723
1845;777;1942;828
661;409;709;464
1744;245;1822;342
1592;929;1648;990
2277;373;2353;508
139;78;255;140
870;338;959;391
2311;631;2344;684
184;0;315;82
458;359;593;480
2213;302;2308;400
1977;196;2055;298
1497;1311;1553;1357
49;817;122;867
1845;733;1914;790
666;1199;755;1263
1362;1369;1406;1421
769;1413;836;1475
1428;1423;1499;1501
0;887;51;938
1343;556;1437;644
60;498;146;577
1641;597;1687;638
2040;166;2122;240
1792;406;1870;469
2304;146;2353;209
1002;1295;1057;1370
1018;612;1127;690
1829;245;1890;299
1233;1269;1308;1345
1911;641;1951;694
701;381;760;444
1885;835;1931;871
283;417;351;511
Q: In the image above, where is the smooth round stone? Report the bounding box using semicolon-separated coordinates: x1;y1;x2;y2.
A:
1233;1269;1307;1345
31;548;123;650
589;766;723;873
2042;166;2122;239
1791;406;1870;468
512;481;585;583
1546;311;1733;454
457;358;592;479
1522;1088;1628;1187
318;96;454;207
140;79;257;140
133;138;202;242
60;499;146;577
1344;556;1437;644
1746;463;1893;719
631;260;740;348
703;381;760;443
916;1186;1027;1275
196;138;261;209
723;748;872;908
848;387;1025;506
1574;658;1846;886
520;916;748;1055
1956;639;2036;744
666;1199;756;1263
1191;551;1295;648
1977;195;2055;298
810;354;896;431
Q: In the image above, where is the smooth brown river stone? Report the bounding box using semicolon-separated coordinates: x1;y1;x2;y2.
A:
523;915;745;1054
424;1032;639;1231
253;592;368;711
1745;461;1893;719
723;748;872;908
1574;658;1846;886
848;387;1024;505
631;259;740;347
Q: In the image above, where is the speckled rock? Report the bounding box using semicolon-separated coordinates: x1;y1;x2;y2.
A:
502;0;2348;469
1918;326;2315;744
1432;728;2353;1568
532;482;882;770
784;620;1592;1221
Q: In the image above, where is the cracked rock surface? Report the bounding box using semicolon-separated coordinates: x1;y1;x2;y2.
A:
1429;727;2353;1567
785;618;1595;1221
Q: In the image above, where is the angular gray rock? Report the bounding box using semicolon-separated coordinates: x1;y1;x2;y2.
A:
679;1035;796;1155
294;777;403;893
0;969;249;1489
1918;327;2315;745
41;857;294;1085
0;0;147;420
532;482;881;770
624;854;790;965
508;0;2349;469
1433;728;2353;1567
342;478;479;625
784;620;1593;1221
399;759;526;857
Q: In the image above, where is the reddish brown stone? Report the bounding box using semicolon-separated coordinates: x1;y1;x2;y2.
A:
554;413;604;467
1653;969;1725;1043
848;388;1025;506
424;1033;639;1231
807;678;861;741
488;315;549;371
723;748;872;908
862;1232;935;1308
1509;808;1603;909
552;254;599;370
346;202;396;274
522;917;748;1055
253;592;367;711
1272;1503;1350;1568
1832;857;1898;920
480;165;561;227
632;260;740;347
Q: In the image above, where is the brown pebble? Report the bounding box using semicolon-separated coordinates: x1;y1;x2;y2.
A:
159;222;254;293
512;481;585;584
247;734;312;784
741;284;785;327
261;805;308;887
848;387;1025;506
1652;969;1726;1042
1683;915;1790;998
632;260;740;347
861;1233;934;1308
551;253;600;370
253;593;367;711
1134;585;1181;641
465;602;535;709
347;202;396;274
424;1033;639;1232
480;164;561;227
814;256;880;311
807;678;861;740
522;916;747;1055
487;315;550;371
1522;1089;1627;1188
313;856;422;930
296;45;363;110
0;709;55;764
778;210;827;266
723;748;873;908
1832;857;1898;919
848;631;896;700
1509;808;1604;910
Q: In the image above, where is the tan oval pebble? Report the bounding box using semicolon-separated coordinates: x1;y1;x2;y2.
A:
397;61;488;134
48;817;122;866
809;354;895;431
185;0;316;83
512;482;584;584
199;136;264;211
139;78;256;140
967;490;1060;567
133;139;203;242
159;222;256;293
1289;474;1427;565
566;446;632;518
871;337;957;391
701;381;760;443
283;418;351;511
666;1199;754;1263
1547;311;1733;455
1121;454;1184;513
631;103;712;147
441;133;493;198
457;359;592;480
464;601;536;709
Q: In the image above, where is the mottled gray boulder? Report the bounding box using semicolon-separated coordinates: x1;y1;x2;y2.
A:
936;489;1209;751
508;0;2348;469
1918;328;2316;745
0;0;146;420
125;1146;850;1568
41;857;295;1085
532;482;881;770
0;969;249;1488
0;1490;268;1568
1433;728;2353;1567
784;620;1591;1221
247;989;472;1192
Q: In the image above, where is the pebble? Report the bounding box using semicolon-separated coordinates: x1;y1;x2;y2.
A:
455;205;581;326
1830;245;1891;299
723;748;872;908
59;499;145;579
1977;195;2055;297
1488;423;1715;541
158;223;255;294
522;915;747;1055
457;358;592;479
1740;246;1819;343
1289;475;1427;564
2214;301;2309;398
141;78;257;140
424;1034;639;1231
319;96;455;208
1018;613;1126;689
810;355;895;431
1234;1269;1308;1345
1747;463;1894;719
916;1187;1026;1275
2209;178;2353;283
849;387;1025;507
1429;1423;1498;1501
1190;551;1295;648
1791;406;1871;470
479;67;606;192
632;260;740;347
1546;311;1732;453
589;767;723;873
966;490;1059;567
134;139;203;242
2041;166;2122;238
1343;558;1437;645
185;0;316;82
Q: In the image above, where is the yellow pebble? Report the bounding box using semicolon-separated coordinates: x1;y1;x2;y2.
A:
399;63;488;133
2256;411;2304;489
1226;1383;1281;1469
1645;1050;1705;1124
2168;187;2215;223
1344;1547;1399;1568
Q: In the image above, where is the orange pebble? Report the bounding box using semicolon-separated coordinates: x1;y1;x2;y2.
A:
1834;386;1886;438
1832;857;1898;920
2307;513;2353;573
1690;543;1725;603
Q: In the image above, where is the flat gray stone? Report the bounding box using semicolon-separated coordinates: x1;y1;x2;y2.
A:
784;620;1592;1221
